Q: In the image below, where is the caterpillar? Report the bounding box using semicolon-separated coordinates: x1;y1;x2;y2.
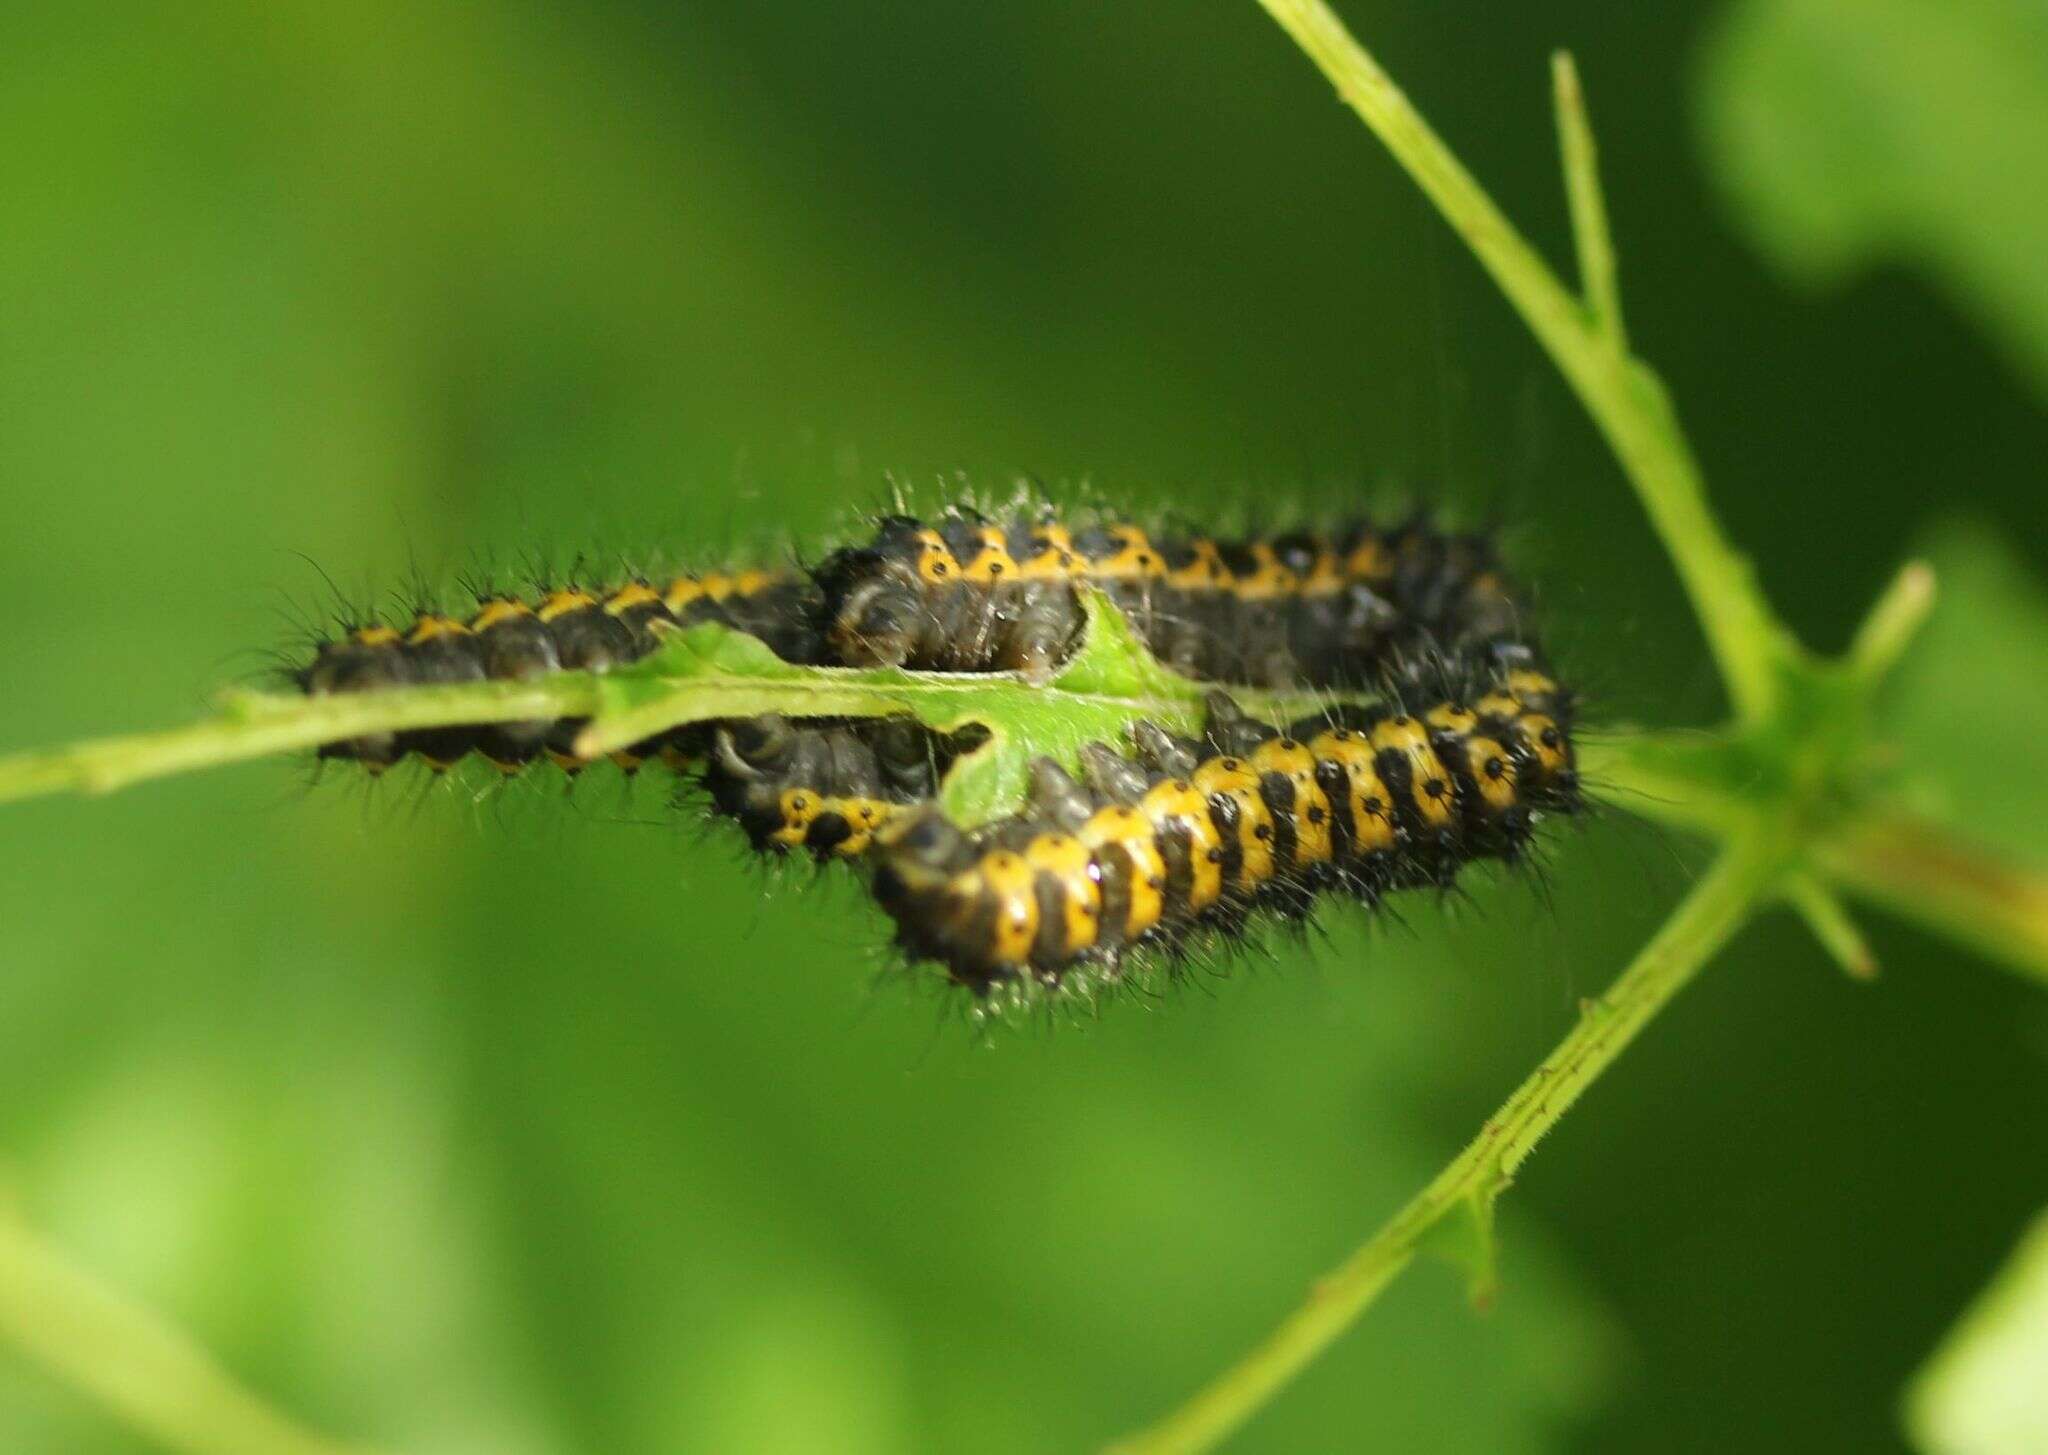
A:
280;508;1540;905
295;505;1533;774
812;509;1528;685
293;565;961;859
870;653;1578;997
298;567;820;771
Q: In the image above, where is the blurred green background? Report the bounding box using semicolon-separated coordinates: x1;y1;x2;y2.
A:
3;2;2045;1451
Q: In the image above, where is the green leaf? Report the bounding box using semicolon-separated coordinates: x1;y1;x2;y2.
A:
576;620;914;757
933;591;1216;825
580;591;1233;827
1418;1188;1503;1311
1880;520;2048;863
1697;0;2048;395
1906;1209;2048;1455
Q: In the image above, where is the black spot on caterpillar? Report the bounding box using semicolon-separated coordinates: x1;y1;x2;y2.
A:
870;653;1578;998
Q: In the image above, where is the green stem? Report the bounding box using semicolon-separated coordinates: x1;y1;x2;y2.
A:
0;663;1331;811
1781;872;1878;980
1848;560;1938;688
1819;813;2048;988
1108;830;1788;1454
0;1209;376;1455
1551;52;1625;346
1252;0;1789;722
0;681;596;804
1580;737;2048;987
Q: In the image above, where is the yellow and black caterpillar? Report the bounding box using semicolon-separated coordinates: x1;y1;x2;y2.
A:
813;509;1527;684
299;568;820;771
871;656;1577;995
286;504;1571;986
295;506;1532;773
293;566;965;857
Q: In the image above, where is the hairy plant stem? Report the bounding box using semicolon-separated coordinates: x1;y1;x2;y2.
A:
1110;830;1788;1454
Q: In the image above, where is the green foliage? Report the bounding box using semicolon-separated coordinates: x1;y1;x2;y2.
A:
1908;1210;2048;1455
1881;521;2048;863
0;5;2045;1455
1699;0;2048;395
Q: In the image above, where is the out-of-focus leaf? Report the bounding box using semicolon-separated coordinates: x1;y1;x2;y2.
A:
1879;520;2048;862
1697;0;2048;395
1906;1210;2048;1455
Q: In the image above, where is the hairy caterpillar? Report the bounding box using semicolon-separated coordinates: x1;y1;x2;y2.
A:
286;503;1572;971
298;568;819;771
813;510;1527;684
293;566;965;858
871;654;1578;996
295;506;1533;773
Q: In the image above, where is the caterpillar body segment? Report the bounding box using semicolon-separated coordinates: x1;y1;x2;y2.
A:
871;665;1578;994
703;714;965;860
